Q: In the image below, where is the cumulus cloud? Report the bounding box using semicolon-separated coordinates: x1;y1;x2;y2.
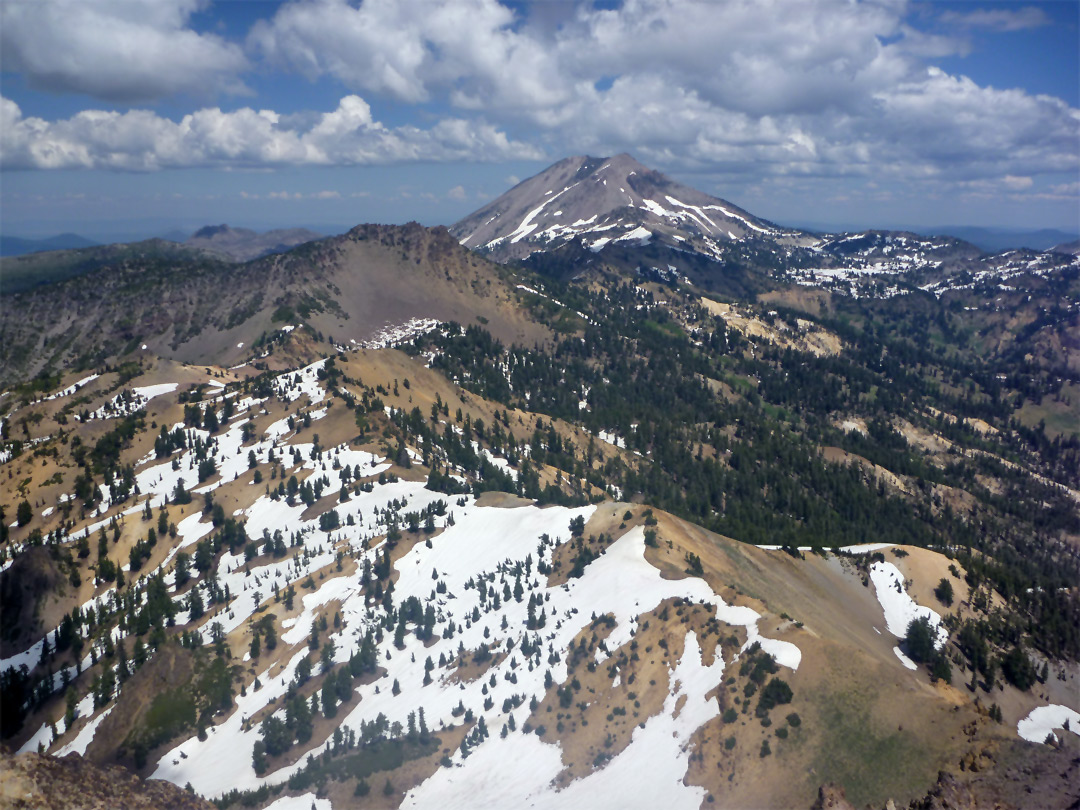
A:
250;0;928;120
241;0;1077;188
0;95;542;170
447;185;466;200
874;68;1080;179
0;0;1075;200
0;0;249;103
250;0;570;111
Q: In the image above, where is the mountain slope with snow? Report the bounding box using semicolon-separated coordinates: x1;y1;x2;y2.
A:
453;156;1080;303
451;153;793;262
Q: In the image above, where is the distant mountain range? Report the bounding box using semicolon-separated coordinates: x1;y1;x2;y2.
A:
183;224;326;261
0;225;326;264
451;155;1078;300
0;233;99;258
779;222;1079;253
918;226;1080;254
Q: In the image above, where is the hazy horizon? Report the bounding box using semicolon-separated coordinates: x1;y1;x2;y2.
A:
2;1;1077;236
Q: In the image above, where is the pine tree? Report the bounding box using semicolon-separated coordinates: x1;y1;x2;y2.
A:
16;499;33;527
188;587;205;620
321;674;338;718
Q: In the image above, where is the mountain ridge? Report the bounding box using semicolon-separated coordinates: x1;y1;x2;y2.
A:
0;222;546;385
0;233;99;258
184;224;326;262
453;155;1080;301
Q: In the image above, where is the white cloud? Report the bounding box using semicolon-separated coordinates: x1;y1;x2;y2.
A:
940;7;1050;32
250;0;926;120
873;68;1080;179
250;0;569;111
242;0;1077;190
0;0;249;103
0;95;542;171
0;0;1074;207
313;190;342;199
1003;175;1034;191
447;185;466;200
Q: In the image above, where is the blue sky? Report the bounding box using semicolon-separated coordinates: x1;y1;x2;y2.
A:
1;0;1077;240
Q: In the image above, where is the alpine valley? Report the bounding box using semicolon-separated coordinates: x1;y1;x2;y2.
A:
1;155;1078;810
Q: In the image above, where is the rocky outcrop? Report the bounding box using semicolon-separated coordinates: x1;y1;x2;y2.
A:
0;750;214;809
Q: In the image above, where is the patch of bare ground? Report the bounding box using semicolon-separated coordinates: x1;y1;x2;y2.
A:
523;602;686;785
444;645;508;686
0;749;215;810
821;445;915;496
314;723;472;810
896;417;954;457
700;296;843;357
471;490;531;508
703;375;742;403
81;644;197;769
890;547;970;616
707;636;980;809
925;406;999;437
758;287;834;318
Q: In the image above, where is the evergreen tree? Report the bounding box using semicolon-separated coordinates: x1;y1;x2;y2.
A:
904;616;937;664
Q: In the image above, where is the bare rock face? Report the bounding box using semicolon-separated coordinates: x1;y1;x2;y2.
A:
0;750;215;810
810;782;859;810
907;771;980;810
0;547;68;659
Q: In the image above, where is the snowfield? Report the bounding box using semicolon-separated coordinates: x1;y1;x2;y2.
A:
869;561;947;650
150;510;800;800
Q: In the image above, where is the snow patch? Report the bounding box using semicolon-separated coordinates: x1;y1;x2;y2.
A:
1017;705;1080;744
869;561;946;649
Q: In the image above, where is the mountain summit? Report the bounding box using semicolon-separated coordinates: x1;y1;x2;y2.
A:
451;153;785;261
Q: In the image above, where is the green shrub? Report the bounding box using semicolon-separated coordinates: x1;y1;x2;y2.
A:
756;678;793;716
